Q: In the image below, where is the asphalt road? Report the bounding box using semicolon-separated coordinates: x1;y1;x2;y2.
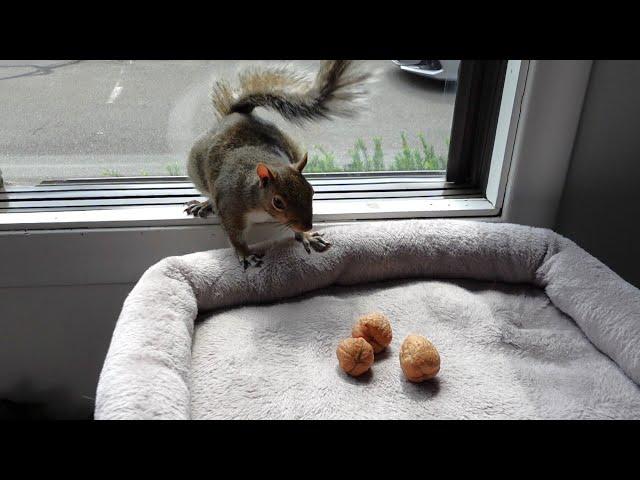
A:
0;60;456;186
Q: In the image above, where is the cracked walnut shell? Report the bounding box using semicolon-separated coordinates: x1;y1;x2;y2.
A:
336;337;374;377
352;312;393;353
399;334;440;382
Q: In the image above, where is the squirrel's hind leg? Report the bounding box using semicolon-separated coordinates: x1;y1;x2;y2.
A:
184;199;214;218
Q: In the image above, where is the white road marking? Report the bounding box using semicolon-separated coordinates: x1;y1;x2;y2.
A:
106;82;123;103
106;64;126;104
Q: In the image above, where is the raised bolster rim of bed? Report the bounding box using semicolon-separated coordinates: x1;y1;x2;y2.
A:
94;219;640;419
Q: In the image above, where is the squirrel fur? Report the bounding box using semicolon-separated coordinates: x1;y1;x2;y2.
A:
186;60;372;269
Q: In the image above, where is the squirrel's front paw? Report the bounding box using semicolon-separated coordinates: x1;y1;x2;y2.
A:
295;231;332;254
184;199;214;218
240;252;264;270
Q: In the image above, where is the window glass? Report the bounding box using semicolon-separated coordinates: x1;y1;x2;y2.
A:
0;60;458;186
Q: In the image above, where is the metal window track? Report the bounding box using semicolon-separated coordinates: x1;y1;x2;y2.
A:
0;173;481;213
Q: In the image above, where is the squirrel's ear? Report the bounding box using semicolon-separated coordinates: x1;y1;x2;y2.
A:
295;152;308;172
257;163;276;186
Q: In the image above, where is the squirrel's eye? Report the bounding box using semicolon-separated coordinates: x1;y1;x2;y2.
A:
272;196;285;211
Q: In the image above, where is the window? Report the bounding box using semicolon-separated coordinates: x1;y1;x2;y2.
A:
0;60;525;226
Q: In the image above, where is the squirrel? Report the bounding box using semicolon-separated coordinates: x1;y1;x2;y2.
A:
185;60;373;269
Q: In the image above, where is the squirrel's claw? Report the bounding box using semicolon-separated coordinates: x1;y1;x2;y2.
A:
241;253;264;270
295;231;331;253
311;234;331;252
295;232;311;254
184;200;214;218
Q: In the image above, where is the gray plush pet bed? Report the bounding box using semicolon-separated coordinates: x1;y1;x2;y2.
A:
95;220;640;419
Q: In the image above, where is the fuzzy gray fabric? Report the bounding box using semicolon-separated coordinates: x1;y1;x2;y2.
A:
95;220;640;419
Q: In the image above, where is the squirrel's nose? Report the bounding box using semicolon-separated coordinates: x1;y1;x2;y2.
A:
295;222;312;233
290;222;312;233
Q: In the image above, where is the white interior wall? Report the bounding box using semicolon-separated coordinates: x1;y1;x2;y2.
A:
555;60;640;288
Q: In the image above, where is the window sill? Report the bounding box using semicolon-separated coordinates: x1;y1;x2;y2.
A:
0;196;498;231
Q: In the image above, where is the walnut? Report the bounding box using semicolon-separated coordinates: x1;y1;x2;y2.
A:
399;334;440;382
351;312;393;353
336;337;374;377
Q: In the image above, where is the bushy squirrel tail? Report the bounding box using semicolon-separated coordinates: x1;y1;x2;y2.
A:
211;60;373;124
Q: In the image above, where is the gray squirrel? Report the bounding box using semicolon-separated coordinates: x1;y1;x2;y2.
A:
185;60;373;269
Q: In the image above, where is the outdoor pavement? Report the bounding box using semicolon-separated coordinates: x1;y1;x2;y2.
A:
0;60;456;186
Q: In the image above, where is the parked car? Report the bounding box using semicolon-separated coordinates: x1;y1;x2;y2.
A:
392;60;460;82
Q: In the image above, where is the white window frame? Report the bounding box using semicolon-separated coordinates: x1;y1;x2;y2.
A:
0;60;529;232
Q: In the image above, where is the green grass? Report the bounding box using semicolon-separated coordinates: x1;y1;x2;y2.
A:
306;146;341;173
101;169;156;177
390;133;447;171
308;133;449;173
102;169;123;177
166;163;183;176
99;133;449;178
345;137;385;172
